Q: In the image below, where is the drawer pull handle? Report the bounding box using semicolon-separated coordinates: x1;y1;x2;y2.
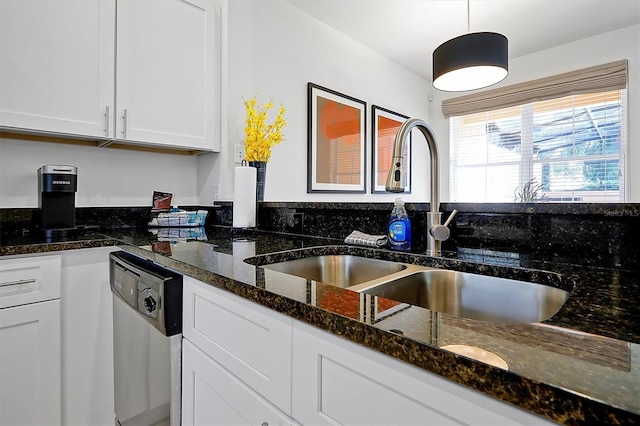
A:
0;278;37;288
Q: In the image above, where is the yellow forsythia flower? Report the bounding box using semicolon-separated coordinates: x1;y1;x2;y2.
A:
243;96;287;162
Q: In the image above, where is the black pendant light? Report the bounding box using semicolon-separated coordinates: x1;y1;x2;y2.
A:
432;0;508;91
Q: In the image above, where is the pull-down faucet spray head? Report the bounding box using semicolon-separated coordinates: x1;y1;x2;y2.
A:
385;120;412;193
385;153;406;193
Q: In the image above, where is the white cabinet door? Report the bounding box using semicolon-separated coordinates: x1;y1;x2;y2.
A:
292;321;553;426
0;300;61;426
182;340;296;426
115;0;222;151
0;0;115;139
60;247;117;426
182;277;293;414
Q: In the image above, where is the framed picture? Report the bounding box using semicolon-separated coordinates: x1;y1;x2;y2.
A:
371;105;411;193
307;82;366;193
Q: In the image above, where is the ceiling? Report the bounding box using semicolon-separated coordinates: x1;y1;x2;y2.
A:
284;0;640;80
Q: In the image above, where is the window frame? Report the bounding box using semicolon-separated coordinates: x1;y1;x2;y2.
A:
444;61;628;203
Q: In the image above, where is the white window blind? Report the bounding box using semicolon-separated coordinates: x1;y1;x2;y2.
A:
447;61;627;203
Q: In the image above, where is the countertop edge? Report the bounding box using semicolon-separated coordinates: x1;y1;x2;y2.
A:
0;238;118;257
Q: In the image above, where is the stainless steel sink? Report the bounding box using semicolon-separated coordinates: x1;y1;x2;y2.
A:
260;255;406;288
252;251;570;323
355;269;570;323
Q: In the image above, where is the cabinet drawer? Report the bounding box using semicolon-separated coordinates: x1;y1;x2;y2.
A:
183;277;292;414
182;340;296;426
0;254;62;309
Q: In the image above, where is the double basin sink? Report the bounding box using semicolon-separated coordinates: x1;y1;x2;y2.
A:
260;254;570;323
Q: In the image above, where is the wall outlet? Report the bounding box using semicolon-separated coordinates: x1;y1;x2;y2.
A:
234;144;245;164
285;212;303;233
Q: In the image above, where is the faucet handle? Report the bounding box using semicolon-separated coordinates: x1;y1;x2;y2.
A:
429;210;458;241
443;209;458;227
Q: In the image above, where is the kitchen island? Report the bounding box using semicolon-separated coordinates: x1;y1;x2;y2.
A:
1;226;639;424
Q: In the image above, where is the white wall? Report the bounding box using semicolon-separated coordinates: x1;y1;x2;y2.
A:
197;0;249;207
202;1;640;204
197;0;431;204
0;137;199;208
431;24;640;202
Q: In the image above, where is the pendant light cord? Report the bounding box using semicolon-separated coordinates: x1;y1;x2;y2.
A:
467;0;471;33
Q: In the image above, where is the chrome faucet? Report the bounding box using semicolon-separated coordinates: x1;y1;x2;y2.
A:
386;118;456;255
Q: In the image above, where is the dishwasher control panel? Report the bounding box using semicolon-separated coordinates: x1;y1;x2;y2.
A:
109;251;183;336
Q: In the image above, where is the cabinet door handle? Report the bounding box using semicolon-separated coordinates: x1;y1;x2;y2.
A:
104;106;110;137
0;278;37;288
122;109;128;139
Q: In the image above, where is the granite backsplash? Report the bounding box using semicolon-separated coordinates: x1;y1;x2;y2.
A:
255;202;640;271
2;202;639;271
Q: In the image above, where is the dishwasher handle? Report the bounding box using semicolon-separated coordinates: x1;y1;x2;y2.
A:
109;251;183;336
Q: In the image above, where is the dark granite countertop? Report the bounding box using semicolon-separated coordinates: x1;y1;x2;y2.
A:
1;226;639;425
0;228;118;256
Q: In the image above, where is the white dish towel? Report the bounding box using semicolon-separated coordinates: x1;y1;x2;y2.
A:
344;230;388;248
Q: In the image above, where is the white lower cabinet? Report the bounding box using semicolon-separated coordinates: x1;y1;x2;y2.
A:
0;300;61;426
291;321;554;426
181;276;295;425
60;247;117;426
0;247;116;426
182;277;554;426
183;339;297;426
0;254;62;426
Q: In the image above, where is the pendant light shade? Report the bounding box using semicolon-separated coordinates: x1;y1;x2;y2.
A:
432;32;508;92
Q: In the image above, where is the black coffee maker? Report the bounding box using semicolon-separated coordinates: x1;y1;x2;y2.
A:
37;165;78;238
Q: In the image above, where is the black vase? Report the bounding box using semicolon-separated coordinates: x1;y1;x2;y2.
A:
249;161;267;201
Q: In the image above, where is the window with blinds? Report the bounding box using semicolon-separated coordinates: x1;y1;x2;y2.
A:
446;61;628;203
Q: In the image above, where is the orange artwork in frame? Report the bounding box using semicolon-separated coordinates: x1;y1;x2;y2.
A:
371;105;411;193
307;82;367;193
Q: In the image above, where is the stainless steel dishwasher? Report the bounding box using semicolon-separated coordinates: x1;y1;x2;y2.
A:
109;251;183;426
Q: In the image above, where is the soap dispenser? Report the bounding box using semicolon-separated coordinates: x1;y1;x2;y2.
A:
388;198;411;251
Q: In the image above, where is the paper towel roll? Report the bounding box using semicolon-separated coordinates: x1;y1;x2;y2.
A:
233;165;257;228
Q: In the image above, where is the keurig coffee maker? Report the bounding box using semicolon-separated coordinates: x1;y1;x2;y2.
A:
37;165;78;237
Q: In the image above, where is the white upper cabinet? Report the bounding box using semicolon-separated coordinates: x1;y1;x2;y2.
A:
115;0;222;151
0;0;115;139
0;0;223;152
